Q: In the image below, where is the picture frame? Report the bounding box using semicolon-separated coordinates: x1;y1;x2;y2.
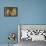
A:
4;7;18;17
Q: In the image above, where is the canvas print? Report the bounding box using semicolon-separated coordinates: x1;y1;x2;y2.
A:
4;7;18;16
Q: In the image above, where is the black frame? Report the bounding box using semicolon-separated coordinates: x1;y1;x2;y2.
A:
4;7;18;17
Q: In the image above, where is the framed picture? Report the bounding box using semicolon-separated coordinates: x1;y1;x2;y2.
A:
4;7;18;16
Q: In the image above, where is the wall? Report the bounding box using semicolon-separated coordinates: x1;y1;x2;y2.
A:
20;0;46;24
0;0;46;44
0;0;20;44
